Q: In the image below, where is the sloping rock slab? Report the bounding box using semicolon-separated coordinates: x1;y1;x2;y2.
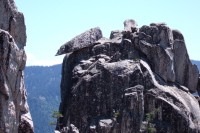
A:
56;27;102;55
139;40;175;82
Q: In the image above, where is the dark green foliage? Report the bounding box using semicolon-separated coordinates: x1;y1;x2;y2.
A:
146;108;158;122
143;108;158;133
147;127;157;133
49;111;63;131
49;122;57;125
113;110;120;117
51;110;63;119
24;64;62;133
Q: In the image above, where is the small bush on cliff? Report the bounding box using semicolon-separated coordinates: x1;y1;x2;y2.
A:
143;108;158;133
49;110;63;131
113;109;120;118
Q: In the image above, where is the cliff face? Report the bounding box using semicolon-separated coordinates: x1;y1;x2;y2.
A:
0;0;34;133
56;19;200;133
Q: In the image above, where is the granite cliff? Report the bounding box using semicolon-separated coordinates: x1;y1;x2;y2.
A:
56;19;200;133
0;0;34;132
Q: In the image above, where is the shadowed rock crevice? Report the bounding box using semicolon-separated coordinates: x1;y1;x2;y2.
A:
56;19;200;133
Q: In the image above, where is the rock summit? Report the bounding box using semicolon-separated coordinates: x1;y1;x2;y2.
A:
56;19;200;132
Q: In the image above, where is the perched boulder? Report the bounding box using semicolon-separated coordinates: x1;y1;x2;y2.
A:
0;0;34;133
56;27;102;56
56;19;200;133
124;19;138;32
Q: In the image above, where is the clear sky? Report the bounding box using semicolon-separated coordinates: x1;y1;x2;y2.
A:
14;0;200;66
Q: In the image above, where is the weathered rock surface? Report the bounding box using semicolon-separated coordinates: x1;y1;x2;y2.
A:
198;75;200;95
138;40;175;82
0;0;34;133
0;0;26;46
194;95;200;106
56;27;102;56
135;24;175;83
56;19;200;133
173;33;199;93
124;19;138;32
55;124;79;133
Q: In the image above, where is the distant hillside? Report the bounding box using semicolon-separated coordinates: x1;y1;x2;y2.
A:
24;64;62;133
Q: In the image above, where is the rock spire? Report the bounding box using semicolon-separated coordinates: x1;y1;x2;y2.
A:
0;0;34;132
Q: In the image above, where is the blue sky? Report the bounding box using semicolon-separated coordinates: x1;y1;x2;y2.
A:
15;0;200;66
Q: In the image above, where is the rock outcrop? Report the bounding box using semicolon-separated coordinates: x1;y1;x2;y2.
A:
173;31;199;93
56;19;200;133
0;0;34;133
56;27;102;56
198;74;200;95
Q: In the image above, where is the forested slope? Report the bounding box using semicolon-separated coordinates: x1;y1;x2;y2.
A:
24;64;62;133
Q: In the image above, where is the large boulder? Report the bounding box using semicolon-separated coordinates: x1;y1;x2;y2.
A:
56;20;200;133
0;0;34;133
123;19;138;32
56;27;102;56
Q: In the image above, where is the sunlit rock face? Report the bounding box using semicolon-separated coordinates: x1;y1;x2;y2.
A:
56;19;200;133
0;0;34;133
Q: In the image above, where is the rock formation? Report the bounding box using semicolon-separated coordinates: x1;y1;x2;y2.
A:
198;74;200;95
56;27;102;56
0;0;34;133
56;19;200;133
